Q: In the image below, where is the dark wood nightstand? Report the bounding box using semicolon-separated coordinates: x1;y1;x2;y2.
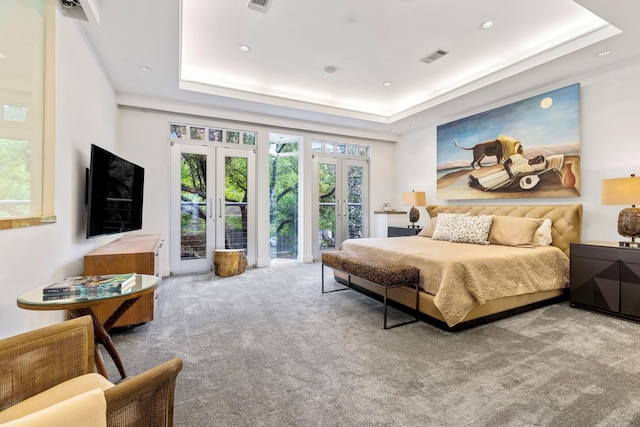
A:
570;242;640;321
387;227;421;237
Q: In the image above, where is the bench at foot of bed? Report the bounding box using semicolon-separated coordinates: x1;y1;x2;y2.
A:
321;250;420;329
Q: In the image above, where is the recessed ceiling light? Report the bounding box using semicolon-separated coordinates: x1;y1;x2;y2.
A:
481;20;495;29
596;49;612;57
346;15;358;24
139;66;152;72
0;51;6;59
383;81;392;87
323;65;338;74
239;45;251;52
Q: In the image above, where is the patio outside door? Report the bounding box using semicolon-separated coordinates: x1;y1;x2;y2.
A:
170;143;255;274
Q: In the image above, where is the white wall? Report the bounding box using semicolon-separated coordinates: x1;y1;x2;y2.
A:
396;57;640;242
0;8;118;338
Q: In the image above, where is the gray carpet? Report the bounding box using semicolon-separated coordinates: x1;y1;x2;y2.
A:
105;260;640;427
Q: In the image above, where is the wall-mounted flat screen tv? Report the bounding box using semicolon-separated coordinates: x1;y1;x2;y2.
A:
86;144;144;238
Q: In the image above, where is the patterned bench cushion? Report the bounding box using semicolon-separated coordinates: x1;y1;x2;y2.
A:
322;251;419;287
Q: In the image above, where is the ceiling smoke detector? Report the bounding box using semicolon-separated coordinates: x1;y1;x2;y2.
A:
419;49;449;64
247;0;272;13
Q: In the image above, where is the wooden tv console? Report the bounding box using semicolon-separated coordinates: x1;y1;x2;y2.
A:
84;234;162;328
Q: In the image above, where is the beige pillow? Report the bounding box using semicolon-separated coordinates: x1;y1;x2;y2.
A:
533;218;553;246
489;216;544;247
418;217;437;237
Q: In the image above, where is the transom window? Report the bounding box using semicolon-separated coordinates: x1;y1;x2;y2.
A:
311;139;369;157
169;123;256;146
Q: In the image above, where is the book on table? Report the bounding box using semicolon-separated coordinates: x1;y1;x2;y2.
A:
43;273;136;296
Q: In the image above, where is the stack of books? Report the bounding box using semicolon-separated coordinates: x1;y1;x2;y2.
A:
42;273;136;300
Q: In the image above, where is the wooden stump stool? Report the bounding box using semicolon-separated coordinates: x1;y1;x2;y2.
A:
213;249;248;277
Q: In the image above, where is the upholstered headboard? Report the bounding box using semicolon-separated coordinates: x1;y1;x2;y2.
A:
426;204;583;256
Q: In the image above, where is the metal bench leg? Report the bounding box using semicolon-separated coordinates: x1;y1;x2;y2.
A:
384;284;421;330
414;283;420;323
321;263;350;294
383;287;389;329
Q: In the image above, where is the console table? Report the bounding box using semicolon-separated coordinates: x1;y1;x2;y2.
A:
17;274;160;379
570;241;640;321
84;234;162;327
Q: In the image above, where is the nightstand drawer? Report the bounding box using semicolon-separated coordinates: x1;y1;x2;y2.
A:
387;227;421;237
571;243;619;261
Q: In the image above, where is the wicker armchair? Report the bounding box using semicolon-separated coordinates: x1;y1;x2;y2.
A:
0;316;182;427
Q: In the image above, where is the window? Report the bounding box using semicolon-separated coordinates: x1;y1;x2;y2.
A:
311;139;370;159
0;0;55;229
169;123;257;146
269;136;299;260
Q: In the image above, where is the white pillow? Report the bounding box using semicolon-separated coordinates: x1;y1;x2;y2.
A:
449;215;493;245
431;213;468;241
533;218;553;246
417;217;437;237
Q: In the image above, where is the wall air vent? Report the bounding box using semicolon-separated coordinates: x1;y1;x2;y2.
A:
420;49;449;64
247;0;272;13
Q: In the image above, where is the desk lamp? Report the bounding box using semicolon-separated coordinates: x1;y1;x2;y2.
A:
602;174;640;247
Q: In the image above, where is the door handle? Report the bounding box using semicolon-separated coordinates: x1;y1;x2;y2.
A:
208;198;213;219
336;200;340;217
343;199;347;217
219;198;223;219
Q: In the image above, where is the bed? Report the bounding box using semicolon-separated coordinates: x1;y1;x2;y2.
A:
335;204;583;331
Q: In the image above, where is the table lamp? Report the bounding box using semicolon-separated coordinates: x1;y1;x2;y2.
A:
402;190;426;228
601;174;640;247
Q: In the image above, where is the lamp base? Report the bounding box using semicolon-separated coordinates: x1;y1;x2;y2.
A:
409;206;420;224
618;207;640;242
619;241;640;249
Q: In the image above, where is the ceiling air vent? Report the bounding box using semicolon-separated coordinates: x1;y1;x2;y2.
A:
420;49;449;64
247;0;272;13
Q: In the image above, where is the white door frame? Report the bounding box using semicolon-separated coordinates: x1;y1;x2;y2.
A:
170;143;255;274
311;154;368;260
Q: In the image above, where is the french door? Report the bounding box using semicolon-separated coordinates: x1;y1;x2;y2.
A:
312;155;368;259
170;143;255;274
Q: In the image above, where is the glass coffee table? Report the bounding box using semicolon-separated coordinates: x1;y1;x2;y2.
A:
17;274;160;379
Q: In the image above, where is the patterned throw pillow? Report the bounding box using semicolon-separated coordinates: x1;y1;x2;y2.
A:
449;215;494;245
431;213;468;241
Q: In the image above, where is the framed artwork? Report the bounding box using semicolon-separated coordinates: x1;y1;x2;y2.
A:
436;83;581;200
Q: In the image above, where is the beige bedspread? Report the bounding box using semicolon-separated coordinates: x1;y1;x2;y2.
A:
339;237;569;327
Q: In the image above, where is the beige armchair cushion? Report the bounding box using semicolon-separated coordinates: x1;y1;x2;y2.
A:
0;388;107;427
0;373;113;423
